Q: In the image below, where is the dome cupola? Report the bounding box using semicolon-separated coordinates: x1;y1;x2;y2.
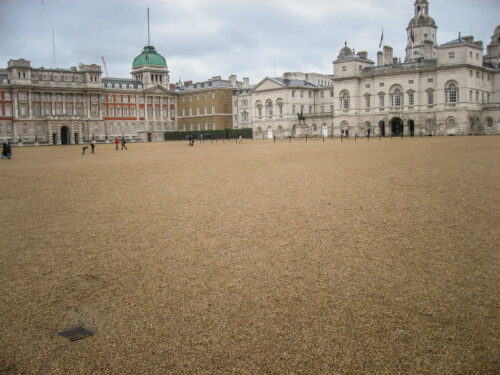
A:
132;46;167;68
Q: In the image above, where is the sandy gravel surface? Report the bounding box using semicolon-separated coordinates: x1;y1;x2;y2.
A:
0;136;499;374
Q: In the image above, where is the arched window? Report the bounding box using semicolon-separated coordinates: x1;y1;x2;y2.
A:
277;125;284;135
341;92;349;109
486;118;493;128
256;126;262;135
394;89;401;107
312;124;317;132
276;99;284;117
446;82;458;103
448;118;455;129
256;102;262;118
266;100;273;116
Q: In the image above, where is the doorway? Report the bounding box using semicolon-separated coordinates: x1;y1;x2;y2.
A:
61;126;70;145
390;117;403;136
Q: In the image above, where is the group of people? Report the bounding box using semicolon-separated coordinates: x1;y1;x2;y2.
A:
1;141;12;159
82;137;127;155
115;136;127;151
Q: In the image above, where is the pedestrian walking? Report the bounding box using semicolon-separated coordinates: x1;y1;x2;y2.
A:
114;137;119;150
91;140;95;153
238;135;242;144
121;137;127;150
81;146;88;155
366;124;371;139
1;142;7;159
6;141;12;159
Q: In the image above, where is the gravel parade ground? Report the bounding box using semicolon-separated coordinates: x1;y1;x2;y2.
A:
1;136;499;374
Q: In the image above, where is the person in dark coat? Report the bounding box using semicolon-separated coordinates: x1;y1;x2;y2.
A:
1;142;7;159
121;137;127;150
6;141;12;159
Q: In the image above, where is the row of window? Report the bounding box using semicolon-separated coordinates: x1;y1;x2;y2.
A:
182;122;217;131
181;106;218;116
291;90;334;98
181;92;217;102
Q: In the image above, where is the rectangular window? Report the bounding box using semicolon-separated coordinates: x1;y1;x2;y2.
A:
189;108;193;116
330;90;334;97
139;97;144;104
36;124;42;133
117;107;122;116
139;108;144;117
366;96;370;108
204;93;207;100
292;91;295;98
204;106;207;114
196;107;200;115
379;83;384;87
23;123;27;133
20;105;26;116
408;80;414;84
5;92;10;100
449;52;455;58
292;105;296;114
320;105;324;113
123;107;128;116
342;66;347;72
131;107;136;116
320;91;324;98
427;78;433;83
5;105;11;116
131;96;136;103
211;92;215;99
212;122;216;130
330;105;334;113
379;95;384;107
205;123;208;130
182;108;185;116
428;93;433;105
409;93;414;106
309;106;312;114
212;105;215;114
197;123;201;130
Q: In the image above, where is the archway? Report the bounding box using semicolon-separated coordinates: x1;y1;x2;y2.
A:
60;126;70;145
390;117;403;136
408;120;415;137
379;121;385;137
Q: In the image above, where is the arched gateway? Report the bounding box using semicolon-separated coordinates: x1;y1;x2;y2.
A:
60;126;70;145
390;117;404;136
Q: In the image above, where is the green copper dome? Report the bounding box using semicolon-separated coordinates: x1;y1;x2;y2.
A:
132;46;167;68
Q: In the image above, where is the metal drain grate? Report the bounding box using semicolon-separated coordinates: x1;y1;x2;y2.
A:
57;326;95;341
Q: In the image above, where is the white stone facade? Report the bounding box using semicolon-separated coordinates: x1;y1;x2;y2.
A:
235;1;500;138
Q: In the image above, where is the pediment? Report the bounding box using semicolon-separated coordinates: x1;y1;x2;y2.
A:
253;77;285;92
143;85;171;94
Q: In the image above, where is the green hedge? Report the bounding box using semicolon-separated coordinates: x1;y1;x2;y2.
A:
164;128;253;141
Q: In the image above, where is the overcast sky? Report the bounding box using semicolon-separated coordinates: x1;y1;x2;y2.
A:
1;0;498;84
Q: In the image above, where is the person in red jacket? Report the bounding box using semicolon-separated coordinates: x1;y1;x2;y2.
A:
114;137;119;151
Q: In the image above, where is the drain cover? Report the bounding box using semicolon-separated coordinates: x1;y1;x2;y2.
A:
57;326;95;341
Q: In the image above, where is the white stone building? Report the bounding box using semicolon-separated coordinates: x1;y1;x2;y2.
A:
235;0;500;137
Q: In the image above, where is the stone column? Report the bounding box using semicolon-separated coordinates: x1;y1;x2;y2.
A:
87;94;91;118
48;123;53;145
70;123;75;144
79;123;83;144
160;97;163;119
28;91;33;118
56;126;61;145
13;91;19;119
